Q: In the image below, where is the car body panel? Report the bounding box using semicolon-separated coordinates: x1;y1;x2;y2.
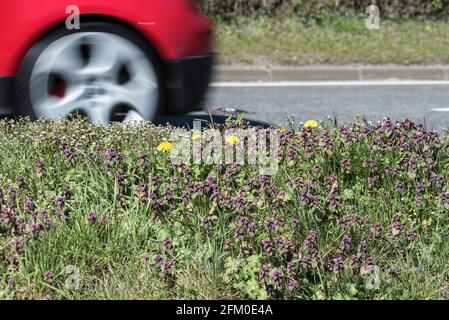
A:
0;0;213;76
0;0;214;116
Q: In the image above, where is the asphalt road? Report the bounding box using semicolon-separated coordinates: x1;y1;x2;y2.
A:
197;81;449;132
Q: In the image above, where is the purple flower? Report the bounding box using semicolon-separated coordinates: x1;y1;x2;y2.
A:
14;237;24;253
6;278;15;288
261;240;274;255
407;231;417;243
341;159;351;173
291;218;300;230
271;268;283;284
135;181;148;197
163;237;173;251
259;264;269;282
164;261;173;274
301;256;312;269
287;262;296;276
16;176;26;189
36;160;46;177
224;240;232;251
44;271;53;282
287;279;299;291
155;254;163;266
24;197;35;215
202;216;212;230
340;234;352;252
303;230;318;251
331;256;344;274
87;211;97;224
358;241;368;258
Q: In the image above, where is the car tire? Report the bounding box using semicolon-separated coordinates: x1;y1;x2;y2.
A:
15;21;165;124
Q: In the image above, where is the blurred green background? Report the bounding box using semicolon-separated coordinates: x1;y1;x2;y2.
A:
201;1;449;66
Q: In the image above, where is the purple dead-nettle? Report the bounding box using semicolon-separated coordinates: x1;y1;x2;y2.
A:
224;239;232;251
291;218;300;230
340;234;352;252
164;261;174;275
8;185;16;201
16;176;25;189
330;256;344;274
6;277;16;288
259;264;270;283
341;159;351;173
303;230;318;251
430;175;444;189
358;240;368;258
370;222;383;239
287;279;299;291
155;254;163;266
24;197;35;215
163;237;173;251
261;240;274;255
36;160;46;177
87;211;97;224
135;181;148;198
407;231;417;243
202;216;212;230
271;268;283;285
287;262;297;276
14;237;24;254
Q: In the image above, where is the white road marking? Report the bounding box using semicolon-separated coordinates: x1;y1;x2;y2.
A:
211;80;449;87
432;108;449;112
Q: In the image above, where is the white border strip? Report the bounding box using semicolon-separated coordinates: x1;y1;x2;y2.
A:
211;80;449;87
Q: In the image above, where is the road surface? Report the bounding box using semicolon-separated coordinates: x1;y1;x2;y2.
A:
197;81;449;132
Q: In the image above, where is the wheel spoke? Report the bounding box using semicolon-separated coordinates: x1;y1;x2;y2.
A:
33;89;84;119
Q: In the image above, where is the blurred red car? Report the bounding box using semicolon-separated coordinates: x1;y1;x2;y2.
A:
0;0;213;124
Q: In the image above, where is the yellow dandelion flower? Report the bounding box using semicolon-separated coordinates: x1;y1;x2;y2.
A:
157;141;174;152
226;135;239;145
191;133;202;141
304;120;319;128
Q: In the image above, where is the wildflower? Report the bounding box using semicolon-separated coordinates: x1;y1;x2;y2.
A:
304;120;319;128
301;256;312;269
157;141;174;152
225;135;239;145
16;176;25;189
331;257;344;274
164;261;174;274
87;211;97;224
6;278;15;288
291;218;300;230
44;271;53;282
224;240;232;251
135;181;148;198
36;160;46;177
341;159;351;173
357;240;368;258
155;254;163;266
202;216;212;230
287;279;299;291
261;240;274;255
163;237;173;251
259;265;269;283
407;231;417;243
340;234;352;252
13;237;24;253
191;132;202;141
271;268;283;284
287;262;296;276
303;230;318;251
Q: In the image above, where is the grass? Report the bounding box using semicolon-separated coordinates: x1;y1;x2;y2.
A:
0;117;448;300
216;15;449;66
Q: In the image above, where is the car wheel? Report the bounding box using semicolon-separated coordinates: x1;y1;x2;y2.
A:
15;22;164;124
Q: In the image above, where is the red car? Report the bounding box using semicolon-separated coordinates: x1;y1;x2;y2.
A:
0;0;213;124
